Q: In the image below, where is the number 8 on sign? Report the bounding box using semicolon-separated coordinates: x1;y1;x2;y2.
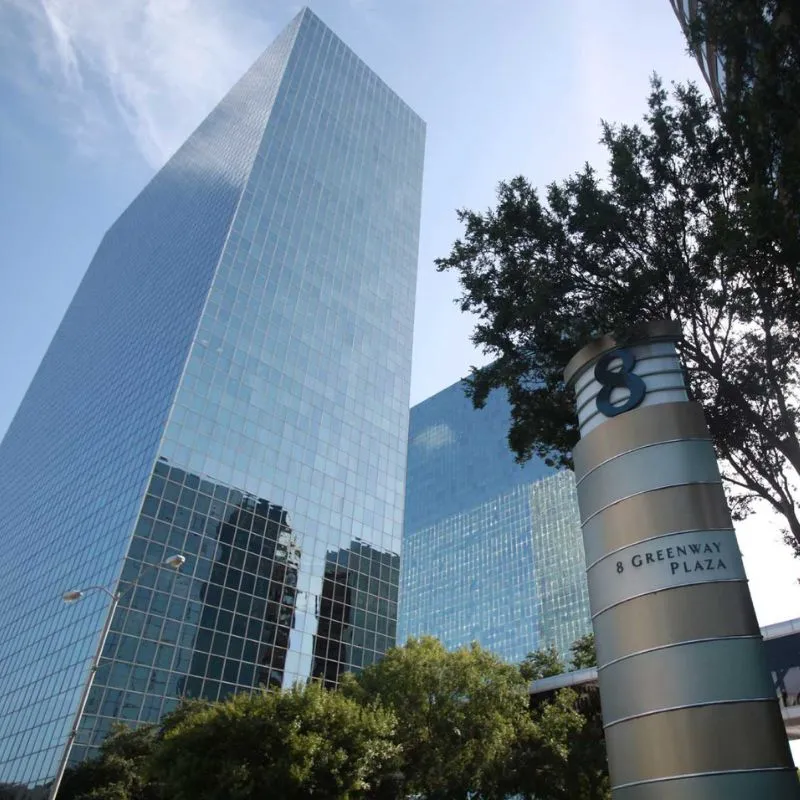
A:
594;348;646;418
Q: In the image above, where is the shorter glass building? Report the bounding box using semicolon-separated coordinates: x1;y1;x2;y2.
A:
400;379;591;663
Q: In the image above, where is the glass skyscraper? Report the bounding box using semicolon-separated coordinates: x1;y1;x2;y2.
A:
670;0;726;101
400;380;590;664
0;8;424;794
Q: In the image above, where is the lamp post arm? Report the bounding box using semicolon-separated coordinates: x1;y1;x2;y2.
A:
49;556;184;798
48;592;119;800
73;558;173;605
73;585;118;602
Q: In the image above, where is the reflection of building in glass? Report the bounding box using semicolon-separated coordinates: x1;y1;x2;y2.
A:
83;461;306;750
400;380;590;663
176;474;301;697
312;542;400;687
0;7;424;794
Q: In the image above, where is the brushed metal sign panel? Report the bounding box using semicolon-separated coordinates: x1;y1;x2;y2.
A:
576;438;722;523
588;529;745;616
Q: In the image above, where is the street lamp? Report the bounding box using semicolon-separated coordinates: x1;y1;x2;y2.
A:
48;553;187;800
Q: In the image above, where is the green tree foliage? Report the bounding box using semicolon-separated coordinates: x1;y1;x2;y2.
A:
518;635;607;800
149;682;398;800
520;644;564;682
345;636;534;799
686;0;799;214
50;636;609;800
514;687;609;800
520;633;596;682
435;78;800;550
56;722;162;800
569;633;597;671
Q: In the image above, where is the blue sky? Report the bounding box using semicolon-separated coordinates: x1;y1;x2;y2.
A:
1;0;800;628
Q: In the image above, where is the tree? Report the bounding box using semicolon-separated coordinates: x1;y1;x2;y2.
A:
518;636;607;800
148;682;398;800
435;78;800;551
51;636;610;800
56;722;162;800
686;0;799;218
520;644;564;682
520;633;596;682
345;636;535;799
512;687;609;800
569;633;597;671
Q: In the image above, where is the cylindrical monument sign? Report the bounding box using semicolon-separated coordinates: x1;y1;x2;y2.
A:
564;320;799;799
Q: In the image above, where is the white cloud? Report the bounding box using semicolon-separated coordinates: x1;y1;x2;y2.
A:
0;0;275;166
412;423;457;453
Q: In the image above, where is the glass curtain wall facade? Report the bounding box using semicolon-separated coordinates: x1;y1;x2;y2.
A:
0;8;424;793
400;380;590;664
670;0;727;100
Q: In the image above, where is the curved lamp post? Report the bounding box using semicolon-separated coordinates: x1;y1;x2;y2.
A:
48;553;187;800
